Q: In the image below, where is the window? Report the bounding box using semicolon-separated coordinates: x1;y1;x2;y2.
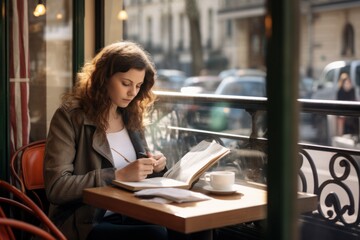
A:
226;19;232;38
341;22;355;57
207;8;213;49
147;17;152;49
324;69;335;88
178;13;184;50
99;3;360;239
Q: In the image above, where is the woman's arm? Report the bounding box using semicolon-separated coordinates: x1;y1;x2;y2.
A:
44;107;115;205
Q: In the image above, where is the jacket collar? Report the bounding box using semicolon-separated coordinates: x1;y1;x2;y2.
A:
83;114;148;164
81;114;114;164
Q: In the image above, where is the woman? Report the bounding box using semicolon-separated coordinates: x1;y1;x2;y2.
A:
336;72;358;135
44;41;168;240
337;72;355;101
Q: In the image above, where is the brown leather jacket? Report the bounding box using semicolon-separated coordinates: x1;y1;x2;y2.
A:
44;105;159;240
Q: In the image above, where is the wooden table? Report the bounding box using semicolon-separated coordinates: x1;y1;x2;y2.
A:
83;181;317;235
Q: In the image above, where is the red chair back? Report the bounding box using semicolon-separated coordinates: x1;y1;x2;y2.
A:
22;143;45;190
10;140;47;212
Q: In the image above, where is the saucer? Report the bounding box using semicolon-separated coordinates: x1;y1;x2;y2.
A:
203;185;237;195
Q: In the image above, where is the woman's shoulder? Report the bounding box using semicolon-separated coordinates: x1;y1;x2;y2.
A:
56;101;83;116
52;102;88;123
61;98;81;111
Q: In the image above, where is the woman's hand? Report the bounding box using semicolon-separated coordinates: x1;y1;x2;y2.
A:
147;151;167;173
114;152;167;181
115;158;156;182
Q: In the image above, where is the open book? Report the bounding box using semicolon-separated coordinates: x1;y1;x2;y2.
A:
112;140;230;191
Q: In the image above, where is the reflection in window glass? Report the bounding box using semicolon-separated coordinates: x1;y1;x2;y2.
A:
28;0;73;140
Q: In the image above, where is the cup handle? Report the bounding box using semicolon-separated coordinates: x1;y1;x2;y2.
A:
204;173;211;182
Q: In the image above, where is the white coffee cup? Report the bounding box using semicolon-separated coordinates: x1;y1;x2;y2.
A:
204;171;235;190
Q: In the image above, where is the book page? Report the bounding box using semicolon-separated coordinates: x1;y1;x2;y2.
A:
163;140;230;184
134;187;212;203
112;140;229;191
113;177;188;191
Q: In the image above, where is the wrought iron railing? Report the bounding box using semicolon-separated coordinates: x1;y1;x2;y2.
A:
146;91;360;234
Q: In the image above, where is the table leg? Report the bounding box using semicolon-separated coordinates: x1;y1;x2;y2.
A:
191;230;213;240
168;229;213;240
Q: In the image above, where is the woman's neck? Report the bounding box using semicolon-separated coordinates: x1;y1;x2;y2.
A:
107;107;124;133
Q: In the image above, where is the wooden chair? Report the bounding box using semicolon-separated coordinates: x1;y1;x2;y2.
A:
0;180;66;240
0;218;56;240
10;139;48;213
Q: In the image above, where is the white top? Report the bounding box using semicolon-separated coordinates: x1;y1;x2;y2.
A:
106;128;136;169
105;128;137;217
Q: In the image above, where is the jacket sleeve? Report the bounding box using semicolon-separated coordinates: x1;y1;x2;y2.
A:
44;107;115;205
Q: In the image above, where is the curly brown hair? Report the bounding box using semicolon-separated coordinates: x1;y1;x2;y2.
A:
62;41;156;132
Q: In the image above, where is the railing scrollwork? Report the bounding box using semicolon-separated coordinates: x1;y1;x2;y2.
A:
299;147;360;228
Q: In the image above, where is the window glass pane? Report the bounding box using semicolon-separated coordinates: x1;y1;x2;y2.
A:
28;0;73;140
102;1;360;239
100;0;270;178
324;69;335;87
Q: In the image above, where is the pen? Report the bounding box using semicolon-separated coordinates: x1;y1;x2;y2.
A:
139;151;159;167
138;152;148;158
138;152;156;166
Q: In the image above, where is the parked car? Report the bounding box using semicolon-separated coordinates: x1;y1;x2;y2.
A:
218;68;241;79
154;69;187;92
180;76;222;94
186;70;266;133
215;75;266;97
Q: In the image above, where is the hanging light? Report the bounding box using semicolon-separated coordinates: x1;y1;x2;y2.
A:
56;13;63;20
34;0;46;17
117;10;128;21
